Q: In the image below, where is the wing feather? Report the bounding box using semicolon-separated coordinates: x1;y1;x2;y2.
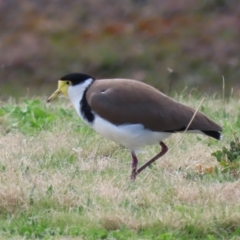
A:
86;79;222;133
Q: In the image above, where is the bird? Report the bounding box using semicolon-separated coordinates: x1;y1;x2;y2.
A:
47;73;222;180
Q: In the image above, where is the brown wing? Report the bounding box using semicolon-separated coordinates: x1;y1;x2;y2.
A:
86;79;222;133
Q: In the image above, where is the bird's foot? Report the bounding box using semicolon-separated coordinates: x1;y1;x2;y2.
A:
130;170;137;181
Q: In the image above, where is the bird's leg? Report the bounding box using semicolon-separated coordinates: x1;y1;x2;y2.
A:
136;141;168;176
131;151;138;180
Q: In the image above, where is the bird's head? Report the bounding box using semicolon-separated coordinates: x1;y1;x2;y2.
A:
47;73;94;102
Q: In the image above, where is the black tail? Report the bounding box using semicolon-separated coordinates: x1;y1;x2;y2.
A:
202;130;222;140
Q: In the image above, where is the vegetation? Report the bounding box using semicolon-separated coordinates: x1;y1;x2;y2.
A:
0;96;239;239
211;133;240;179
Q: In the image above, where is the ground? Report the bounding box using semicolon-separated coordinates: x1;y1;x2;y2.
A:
0;95;239;239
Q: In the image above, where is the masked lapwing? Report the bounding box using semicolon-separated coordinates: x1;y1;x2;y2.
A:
47;73;222;180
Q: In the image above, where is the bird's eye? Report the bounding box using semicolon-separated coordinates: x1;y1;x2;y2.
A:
66;81;70;85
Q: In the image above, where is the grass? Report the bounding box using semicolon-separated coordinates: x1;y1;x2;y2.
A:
0;96;240;239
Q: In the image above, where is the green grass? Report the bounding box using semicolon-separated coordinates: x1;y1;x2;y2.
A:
0;97;240;239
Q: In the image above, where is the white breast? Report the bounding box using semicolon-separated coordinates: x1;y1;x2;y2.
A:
92;114;171;151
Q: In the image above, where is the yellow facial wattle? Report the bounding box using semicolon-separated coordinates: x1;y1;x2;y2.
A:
47;80;69;102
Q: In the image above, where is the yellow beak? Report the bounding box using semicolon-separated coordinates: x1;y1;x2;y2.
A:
47;81;68;102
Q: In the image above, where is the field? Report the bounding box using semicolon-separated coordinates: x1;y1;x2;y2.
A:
0;96;239;239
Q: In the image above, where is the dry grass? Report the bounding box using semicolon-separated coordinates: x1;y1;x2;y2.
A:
0;97;239;238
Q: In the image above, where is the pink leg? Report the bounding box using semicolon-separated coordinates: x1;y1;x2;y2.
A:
131;152;138;180
136;141;168;176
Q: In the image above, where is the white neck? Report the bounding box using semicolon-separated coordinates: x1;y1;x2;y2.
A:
67;78;94;120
